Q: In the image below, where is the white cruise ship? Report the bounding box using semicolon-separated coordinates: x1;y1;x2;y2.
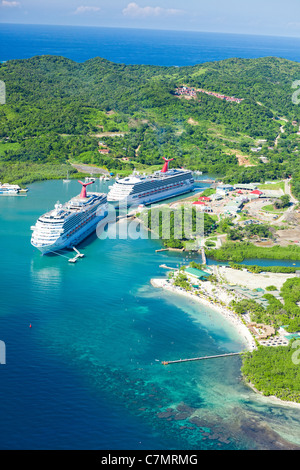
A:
31;181;108;254
107;158;194;206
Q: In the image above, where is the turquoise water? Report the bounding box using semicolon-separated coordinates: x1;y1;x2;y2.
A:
1;179;300;450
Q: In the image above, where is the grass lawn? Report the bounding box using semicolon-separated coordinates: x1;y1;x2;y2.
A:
0;142;21;156
257;181;285;191
261;204;284;214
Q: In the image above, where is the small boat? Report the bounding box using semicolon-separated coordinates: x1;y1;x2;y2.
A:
63;171;71;183
0;182;25;195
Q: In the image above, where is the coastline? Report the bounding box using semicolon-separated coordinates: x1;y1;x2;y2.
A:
151;276;300;410
150;277;256;351
244;380;300;410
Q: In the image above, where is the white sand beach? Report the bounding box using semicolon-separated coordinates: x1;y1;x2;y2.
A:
151;277;256;351
151;276;300;409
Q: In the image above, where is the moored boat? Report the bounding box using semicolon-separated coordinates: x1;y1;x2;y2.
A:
107;157;194;206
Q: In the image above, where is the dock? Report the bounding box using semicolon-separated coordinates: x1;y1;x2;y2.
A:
194;179;215;184
68;247;85;263
200;247;207;265
159;264;176;270
161;352;242;365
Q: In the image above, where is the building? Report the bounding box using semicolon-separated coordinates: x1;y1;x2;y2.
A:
223;199;244;214
233;183;257;191
216;189;229;197
192;201;206;206
250;189;263;197
210;193;223;201
198;196;211;202
217;184;234;191
185;267;211;281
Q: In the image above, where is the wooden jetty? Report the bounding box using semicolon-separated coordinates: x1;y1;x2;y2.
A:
161;352;242;365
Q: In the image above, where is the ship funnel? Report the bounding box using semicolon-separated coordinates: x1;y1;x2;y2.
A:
78;180;94;198
161;157;174;173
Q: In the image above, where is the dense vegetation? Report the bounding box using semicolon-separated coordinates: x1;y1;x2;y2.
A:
1;55;300;195
229;263;300;274
139;206;216;249
231;277;300;332
226;222;273;242
206;241;300;262
242;342;300;403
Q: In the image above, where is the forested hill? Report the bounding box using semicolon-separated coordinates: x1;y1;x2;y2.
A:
1;55;300;196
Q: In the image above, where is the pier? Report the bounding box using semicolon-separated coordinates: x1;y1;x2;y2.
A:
159;264;176;270
200;246;207;265
194;179;215;184
68;247;85;263
161;352;242;365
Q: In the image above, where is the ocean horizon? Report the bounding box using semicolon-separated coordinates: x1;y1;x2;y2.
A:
1;23;300;66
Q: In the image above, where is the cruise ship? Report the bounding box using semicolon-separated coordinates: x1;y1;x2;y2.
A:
31;181;108;254
107;158;194;206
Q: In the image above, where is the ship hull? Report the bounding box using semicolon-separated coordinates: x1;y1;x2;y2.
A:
107;182;194;207
0;191;19;196
32;211;108;255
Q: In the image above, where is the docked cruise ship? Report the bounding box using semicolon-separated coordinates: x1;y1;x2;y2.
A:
31;181;108;254
107;158;194;206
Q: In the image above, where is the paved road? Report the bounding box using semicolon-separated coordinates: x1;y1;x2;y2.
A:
71;163;109;175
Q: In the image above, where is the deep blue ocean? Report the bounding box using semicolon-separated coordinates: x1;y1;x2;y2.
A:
1;24;300;451
1;23;300;65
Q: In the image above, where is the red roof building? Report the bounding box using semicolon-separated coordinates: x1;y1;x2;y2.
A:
199;196;211;201
250;190;263;195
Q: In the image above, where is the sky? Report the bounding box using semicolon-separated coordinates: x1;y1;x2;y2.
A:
0;0;300;37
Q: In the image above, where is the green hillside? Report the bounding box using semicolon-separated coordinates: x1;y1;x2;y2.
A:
0;55;300;195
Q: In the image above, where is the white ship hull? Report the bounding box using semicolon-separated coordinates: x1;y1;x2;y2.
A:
31;182;108;255
32;210;108;255
108;181;194;207
0;191;19;196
